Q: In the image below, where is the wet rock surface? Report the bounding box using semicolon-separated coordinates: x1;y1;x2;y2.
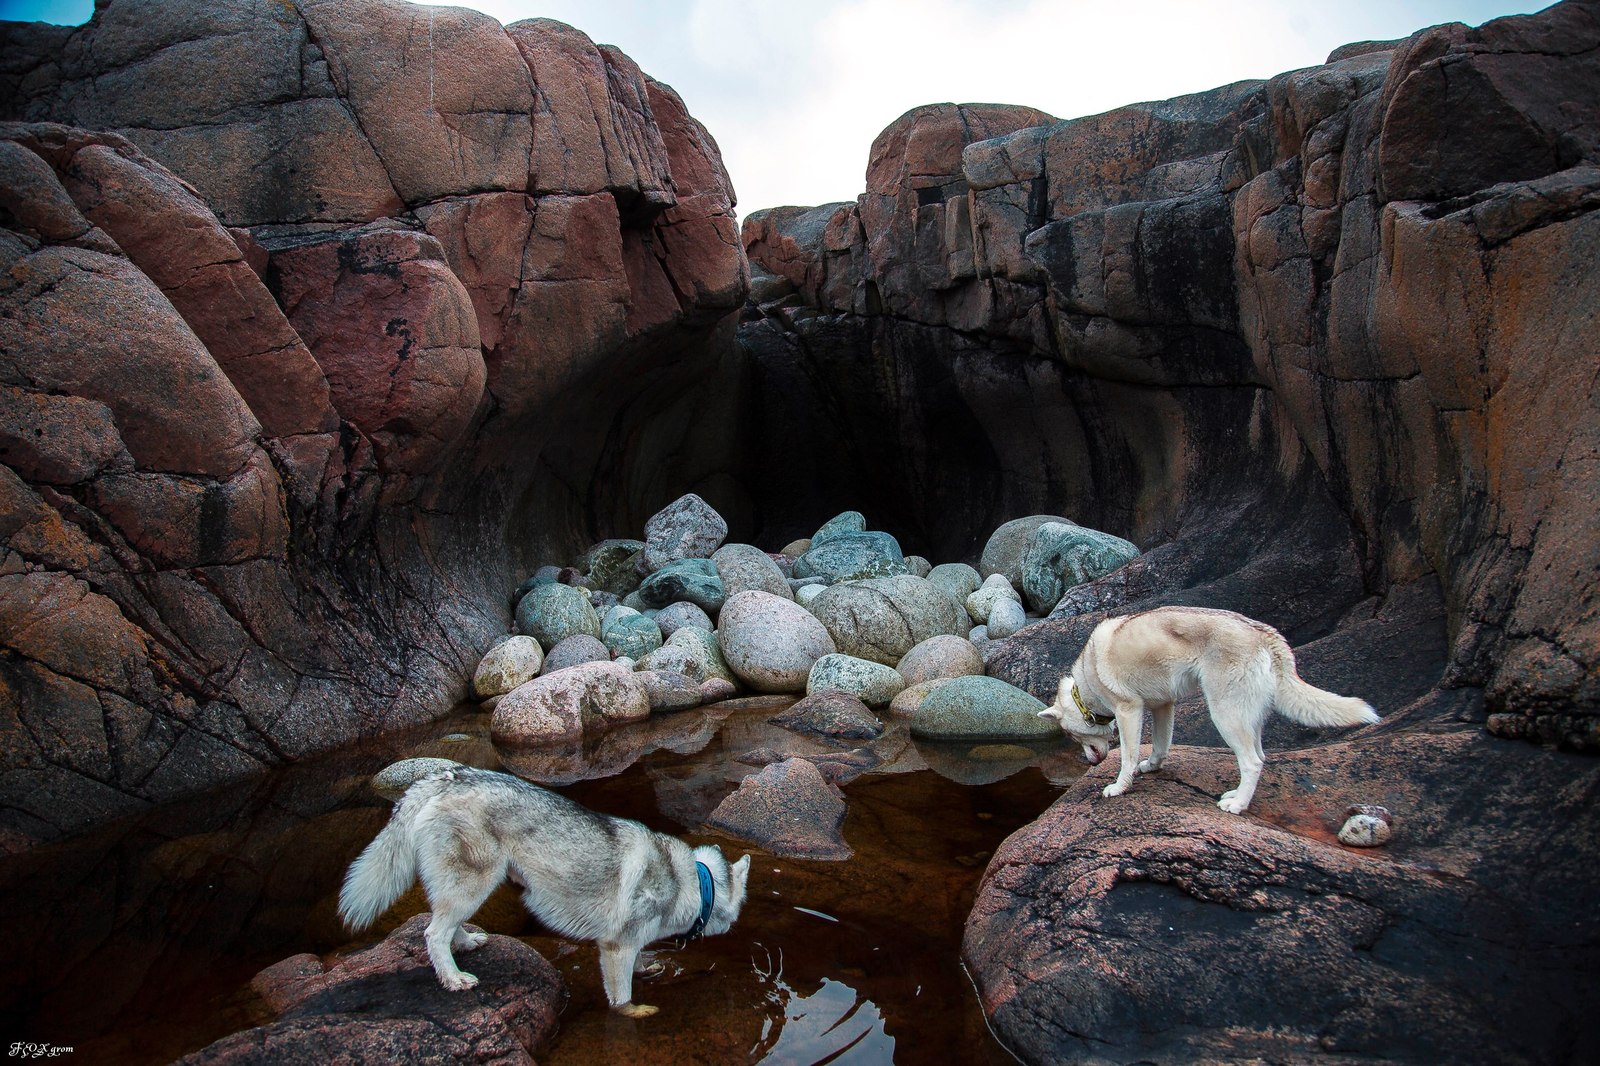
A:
177;914;566;1065
704;757;852;860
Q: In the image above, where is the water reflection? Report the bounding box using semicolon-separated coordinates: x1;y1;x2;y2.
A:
0;698;1079;1064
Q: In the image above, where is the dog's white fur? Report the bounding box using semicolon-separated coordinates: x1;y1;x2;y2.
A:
339;767;750;1017
1039;606;1378;813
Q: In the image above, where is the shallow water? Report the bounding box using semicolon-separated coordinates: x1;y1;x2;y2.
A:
0;697;1082;1064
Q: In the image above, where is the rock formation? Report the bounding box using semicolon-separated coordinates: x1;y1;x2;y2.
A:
738;4;1599;749
734;2;1600;1060
0;0;746;849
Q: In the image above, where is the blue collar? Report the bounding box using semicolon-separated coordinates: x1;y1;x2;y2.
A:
684;861;715;942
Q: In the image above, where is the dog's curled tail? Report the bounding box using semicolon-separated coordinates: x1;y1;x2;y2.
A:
1269;641;1379;729
338;803;419;932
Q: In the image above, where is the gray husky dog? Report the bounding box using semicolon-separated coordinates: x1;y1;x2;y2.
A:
339;766;751;1017
1039;606;1378;814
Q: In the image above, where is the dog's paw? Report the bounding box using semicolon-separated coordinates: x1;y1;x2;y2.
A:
1137;758;1163;774
615;1001;659;1019
455;929;488;952
440;971;479;991
1102;781;1129;798
1217;794;1249;815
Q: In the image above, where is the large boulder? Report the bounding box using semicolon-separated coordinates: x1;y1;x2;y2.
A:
515;582;601;651
635;558;726;613
909;676;1058;741
896;634;985;686
472;635;544;698
490;661;649;744
637;625;735;685
704;758;852;861
810;575;971;666
712;542;793;600
1019;521;1140;612
981;516;1075;590
716;590;837;693
641;492;728;572
793;530;908;583
807;652;906;707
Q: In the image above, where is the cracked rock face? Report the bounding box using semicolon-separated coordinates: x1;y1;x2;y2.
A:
0;0;746;850
736;0;1600;747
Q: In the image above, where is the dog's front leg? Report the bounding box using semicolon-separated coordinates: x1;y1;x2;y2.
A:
1140;702;1174;773
601;941;658;1018
1101;702;1144;798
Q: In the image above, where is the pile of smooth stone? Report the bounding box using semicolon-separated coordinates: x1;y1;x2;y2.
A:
475;494;1140;749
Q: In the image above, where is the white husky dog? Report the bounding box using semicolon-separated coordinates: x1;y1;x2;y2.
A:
1039;606;1378;813
339;766;750;1017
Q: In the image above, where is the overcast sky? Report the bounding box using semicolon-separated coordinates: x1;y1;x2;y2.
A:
5;0;1550;219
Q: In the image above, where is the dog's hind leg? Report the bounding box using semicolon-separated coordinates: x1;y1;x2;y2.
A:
601;940;658;1017
1208;691;1268;814
1140;702;1174;773
419;848;502;990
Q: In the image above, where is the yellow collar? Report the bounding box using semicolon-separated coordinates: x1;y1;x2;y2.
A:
1071;681;1114;726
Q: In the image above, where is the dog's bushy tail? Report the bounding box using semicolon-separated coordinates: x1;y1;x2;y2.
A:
1269;640;1379;728
338;803;420;932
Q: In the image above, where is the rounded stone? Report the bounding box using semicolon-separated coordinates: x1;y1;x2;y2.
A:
639;670;704;713
807;652;907;707
889;677;958;718
795;583;826;606
540;633;611;675
896;634;985;687
371;757;459;800
812;510;866;545
700;677;738;702
811;575;970;666
980;515;1075;589
793;530;908;584
472;634;544;699
636;558;726;614
514;581;601;651
654;600;713;638
579;538;645;595
491;661;650;745
637;625;735;685
717;589;838;693
601;611;663;660
713;542;794;600
927;562;982;606
905;555;932;578
1020;521;1140;612
986;597;1028;639
965;574;1023;625
909;675;1059;741
780;538;811;557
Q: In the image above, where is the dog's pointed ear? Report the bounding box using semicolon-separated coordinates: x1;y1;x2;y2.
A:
732;854;750;885
1038;707;1062;719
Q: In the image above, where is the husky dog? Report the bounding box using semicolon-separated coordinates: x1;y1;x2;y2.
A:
1039;607;1378;814
339;766;750;1017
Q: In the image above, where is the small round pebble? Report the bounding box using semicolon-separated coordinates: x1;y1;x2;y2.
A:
1338;804;1393;847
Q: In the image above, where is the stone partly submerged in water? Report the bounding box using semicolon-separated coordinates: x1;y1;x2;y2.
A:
704;758;852;860
770;689;885;740
491;661;650;744
909;676;1058;741
177;913;566;1064
370;757;460;800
